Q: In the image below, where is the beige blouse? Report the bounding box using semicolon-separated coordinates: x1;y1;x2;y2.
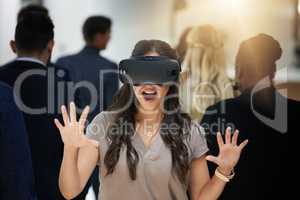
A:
86;111;209;200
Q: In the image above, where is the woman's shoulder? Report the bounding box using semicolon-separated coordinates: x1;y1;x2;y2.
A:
186;121;209;160
189;121;206;138
178;114;204;134
181;118;206;143
86;111;118;140
91;111;118;124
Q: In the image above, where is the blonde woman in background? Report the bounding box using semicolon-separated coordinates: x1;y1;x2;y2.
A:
179;25;235;121
176;27;192;63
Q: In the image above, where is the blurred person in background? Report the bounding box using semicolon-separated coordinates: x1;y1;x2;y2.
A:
13;3;69;72
9;4;50;56
176;27;192;63
56;15;119;197
0;82;36;200
56;15;119;121
0;13;87;200
17;4;49;22
201;34;297;199
179;25;235;121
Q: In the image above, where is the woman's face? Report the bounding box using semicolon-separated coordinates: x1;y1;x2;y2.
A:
133;52;170;113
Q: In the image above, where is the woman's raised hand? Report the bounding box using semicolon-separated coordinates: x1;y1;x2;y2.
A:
206;127;248;175
54;102;99;148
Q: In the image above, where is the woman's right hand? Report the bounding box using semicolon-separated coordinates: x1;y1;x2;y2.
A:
54;102;99;148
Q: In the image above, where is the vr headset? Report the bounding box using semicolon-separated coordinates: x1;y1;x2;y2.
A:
119;56;181;85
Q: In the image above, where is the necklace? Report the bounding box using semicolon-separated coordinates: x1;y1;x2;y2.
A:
136;122;161;138
135;112;164;138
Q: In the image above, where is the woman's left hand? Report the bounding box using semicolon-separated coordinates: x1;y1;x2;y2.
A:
206;127;249;175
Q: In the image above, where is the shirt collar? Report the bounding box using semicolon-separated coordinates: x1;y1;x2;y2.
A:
82;46;101;55
15;57;46;67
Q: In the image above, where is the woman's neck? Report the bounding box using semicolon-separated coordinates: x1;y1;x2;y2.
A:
135;110;164;143
135;110;164;124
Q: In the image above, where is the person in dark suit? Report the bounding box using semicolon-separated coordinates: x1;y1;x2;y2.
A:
0;82;36;200
201;34;296;200
56;16;119;196
56;15;119;120
0;13;87;200
12;3;65;70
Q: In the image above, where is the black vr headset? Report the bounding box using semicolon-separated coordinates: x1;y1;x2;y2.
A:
119;56;181;85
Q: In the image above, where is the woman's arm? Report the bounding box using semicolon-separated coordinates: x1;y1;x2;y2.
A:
189;156;210;199
54;102;100;199
59;145;99;199
190;128;248;200
189;157;229;200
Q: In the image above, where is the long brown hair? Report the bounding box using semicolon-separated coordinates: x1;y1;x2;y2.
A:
104;40;192;183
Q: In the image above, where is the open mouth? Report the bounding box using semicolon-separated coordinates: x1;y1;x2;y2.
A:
142;91;158;101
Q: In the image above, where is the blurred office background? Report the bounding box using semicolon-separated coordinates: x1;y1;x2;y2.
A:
1;0;299;68
0;0;299;198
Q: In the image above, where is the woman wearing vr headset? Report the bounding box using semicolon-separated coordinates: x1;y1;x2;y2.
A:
54;40;248;200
